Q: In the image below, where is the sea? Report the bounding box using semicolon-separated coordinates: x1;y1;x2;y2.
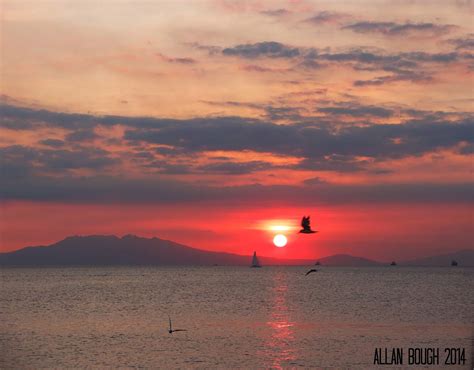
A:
1;266;473;369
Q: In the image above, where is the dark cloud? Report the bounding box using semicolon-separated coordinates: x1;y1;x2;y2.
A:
241;64;284;73
222;42;463;68
203;100;304;122
123;117;297;154
132;151;156;160
148;159;279;176
0;145;37;179
317;49;460;65
368;168;394;175
155;146;181;155
0;103;184;130
323;49;466;87
157;53;197;64
219;40;468;85
305;11;348;25
343;21;456;36
1;102;472;203
202;98;394;122
447;34;474;51
40;148;117;171
171;57;196;64
353;70;431;86
265;106;303;121
0;104;99;129
123;112;473;161
0;171;471;205
39;139;66;148
458;143;474;154
197;160;271;175
318;105;394;118
2;103;472;167
297;58;324;70
185;42;222;55
295;156;369;172
145;161;193;175
0;117;35;130
319;50;391;63
1;103;472;178
0;145;118;175
202;100;263;110
65;129;99;142
222;42;300;58
401;51;459;63
302;177;327;185
0;174;205;203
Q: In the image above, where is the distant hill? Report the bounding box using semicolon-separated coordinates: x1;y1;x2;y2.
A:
315;251;474;267
0;235;472;267
316;254;381;267
402;249;474;267
0;235;313;266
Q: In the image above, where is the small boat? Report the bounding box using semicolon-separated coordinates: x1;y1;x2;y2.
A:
390;261;397;266
251;251;261;268
451;260;458;266
315;261;321;266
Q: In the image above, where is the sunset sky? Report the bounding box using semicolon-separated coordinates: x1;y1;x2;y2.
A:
0;0;473;260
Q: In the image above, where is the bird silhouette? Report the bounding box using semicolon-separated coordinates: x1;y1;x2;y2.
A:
299;216;317;234
305;269;318;276
168;315;187;334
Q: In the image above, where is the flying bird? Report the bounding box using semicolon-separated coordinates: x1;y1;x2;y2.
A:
305;269;318;276
168;315;187;334
299;216;317;234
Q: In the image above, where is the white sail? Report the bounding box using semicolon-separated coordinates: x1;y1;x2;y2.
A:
251;251;261;268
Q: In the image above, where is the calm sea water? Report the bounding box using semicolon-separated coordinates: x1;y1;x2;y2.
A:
1;266;473;369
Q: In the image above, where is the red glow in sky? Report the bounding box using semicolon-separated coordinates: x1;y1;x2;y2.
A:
0;1;472;261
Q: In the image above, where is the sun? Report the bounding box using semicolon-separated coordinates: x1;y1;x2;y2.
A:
273;234;287;248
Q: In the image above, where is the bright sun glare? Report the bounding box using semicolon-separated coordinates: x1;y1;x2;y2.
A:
273;234;288;248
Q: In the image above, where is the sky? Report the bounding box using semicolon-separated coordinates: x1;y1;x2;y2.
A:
0;0;473;260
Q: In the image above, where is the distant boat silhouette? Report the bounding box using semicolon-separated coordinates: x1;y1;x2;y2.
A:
305;268;318;276
168;315;187;334
451;260;458;266
299;216;317;234
390;261;397;266
251;251;261;268
315;261;321;266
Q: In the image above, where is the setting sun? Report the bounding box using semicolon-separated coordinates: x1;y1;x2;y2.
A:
273;234;288;248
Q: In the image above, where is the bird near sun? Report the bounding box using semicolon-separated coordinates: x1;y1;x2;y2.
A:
299;215;317;234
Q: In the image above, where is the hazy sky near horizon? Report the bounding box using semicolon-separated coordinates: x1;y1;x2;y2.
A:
0;0;473;259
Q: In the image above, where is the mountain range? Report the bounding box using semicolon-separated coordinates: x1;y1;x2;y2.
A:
0;234;473;267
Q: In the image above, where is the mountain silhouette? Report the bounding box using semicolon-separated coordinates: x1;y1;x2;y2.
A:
401;249;474;267
0;235;472;266
0;235;312;266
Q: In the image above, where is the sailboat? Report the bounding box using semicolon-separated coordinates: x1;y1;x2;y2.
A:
251;251;261;268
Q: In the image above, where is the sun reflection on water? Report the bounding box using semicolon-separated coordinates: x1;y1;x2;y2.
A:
263;271;298;369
